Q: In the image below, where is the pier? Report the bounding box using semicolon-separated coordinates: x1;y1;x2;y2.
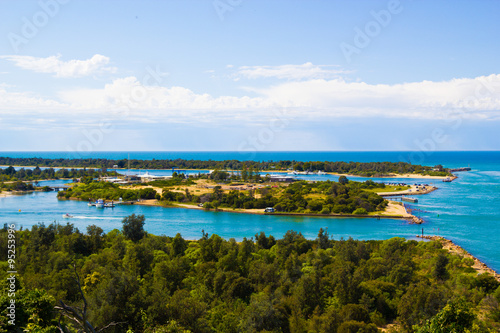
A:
449;167;471;172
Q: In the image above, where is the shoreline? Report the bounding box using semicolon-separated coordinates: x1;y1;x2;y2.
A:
0;192;13;198
377;185;438;197
61;194;423;223
1;165;451;180
129;199;422;222
416;235;499;279
268;170;451;180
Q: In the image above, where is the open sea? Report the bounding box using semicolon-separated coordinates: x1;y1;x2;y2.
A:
1;151;499;273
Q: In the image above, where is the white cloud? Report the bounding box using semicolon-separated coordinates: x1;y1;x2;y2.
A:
1;72;500;128
0;86;66;112
260;74;500;119
57;76;274;120
0;54;116;78
236;62;349;80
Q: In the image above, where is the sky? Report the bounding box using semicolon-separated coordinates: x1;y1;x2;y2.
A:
0;0;499;152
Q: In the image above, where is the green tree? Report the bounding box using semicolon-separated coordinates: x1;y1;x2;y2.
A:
0;288;57;332
433;253;449;280
86;224;104;253
122;214;146;242
353;208;368;215
416;298;476;333
339;175;349;185
172;233;187;256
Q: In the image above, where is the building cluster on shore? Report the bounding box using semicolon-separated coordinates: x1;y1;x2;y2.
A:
100;172;172;184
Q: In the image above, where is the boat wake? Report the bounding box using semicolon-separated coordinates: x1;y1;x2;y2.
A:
71;216;123;220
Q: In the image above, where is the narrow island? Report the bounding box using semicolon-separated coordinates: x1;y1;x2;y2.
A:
57;170;428;223
0;156;456;178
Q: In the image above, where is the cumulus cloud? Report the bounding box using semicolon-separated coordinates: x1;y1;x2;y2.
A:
0;86;66;112
1;72;500;124
260;74;500;119
236;62;349;80
0;54;116;78
57;76;275;122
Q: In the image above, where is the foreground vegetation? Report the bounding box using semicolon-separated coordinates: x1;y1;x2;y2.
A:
0;157;452;177
1;216;499;332
59;175;389;215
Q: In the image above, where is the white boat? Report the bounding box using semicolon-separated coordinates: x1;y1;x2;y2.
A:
95;199;104;208
104;202;115;208
62;213;74;218
316;170;326;175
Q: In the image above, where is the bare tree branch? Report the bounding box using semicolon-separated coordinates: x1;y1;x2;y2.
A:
96;321;127;332
54;262;125;333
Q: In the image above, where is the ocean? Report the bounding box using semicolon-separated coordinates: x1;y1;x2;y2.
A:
1;151;499;272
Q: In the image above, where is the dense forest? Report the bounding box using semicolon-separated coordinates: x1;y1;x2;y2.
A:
1;217;499;332
0;157;451;177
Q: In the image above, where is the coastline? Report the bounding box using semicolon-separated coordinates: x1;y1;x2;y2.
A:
260;169;450;180
1;165;451;180
377;185;438;197
417;235;499;279
129;199;422;222
0;192;13;198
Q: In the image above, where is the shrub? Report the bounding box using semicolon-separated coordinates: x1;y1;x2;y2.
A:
320;207;330;214
353;208;368;215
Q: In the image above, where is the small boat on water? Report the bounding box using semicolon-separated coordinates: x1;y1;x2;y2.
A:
95;199;104;208
104;202;115;208
62;213;74;218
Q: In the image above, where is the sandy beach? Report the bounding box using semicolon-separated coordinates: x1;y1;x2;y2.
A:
133;199;424;222
0;192;12;198
377;185;438;197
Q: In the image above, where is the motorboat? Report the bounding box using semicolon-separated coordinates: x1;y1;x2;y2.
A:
95;199;104;208
104;202;115;208
62;213;74;218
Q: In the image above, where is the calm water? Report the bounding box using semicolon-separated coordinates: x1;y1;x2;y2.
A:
1;151;499;273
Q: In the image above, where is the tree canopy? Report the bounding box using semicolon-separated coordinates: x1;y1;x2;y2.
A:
1;219;499;332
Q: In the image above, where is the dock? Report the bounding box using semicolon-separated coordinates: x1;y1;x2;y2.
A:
402;197;418;203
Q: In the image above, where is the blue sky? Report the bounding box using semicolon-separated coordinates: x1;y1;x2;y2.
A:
0;0;499;152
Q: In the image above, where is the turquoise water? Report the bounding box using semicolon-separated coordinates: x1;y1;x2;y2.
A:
0;151;499;273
